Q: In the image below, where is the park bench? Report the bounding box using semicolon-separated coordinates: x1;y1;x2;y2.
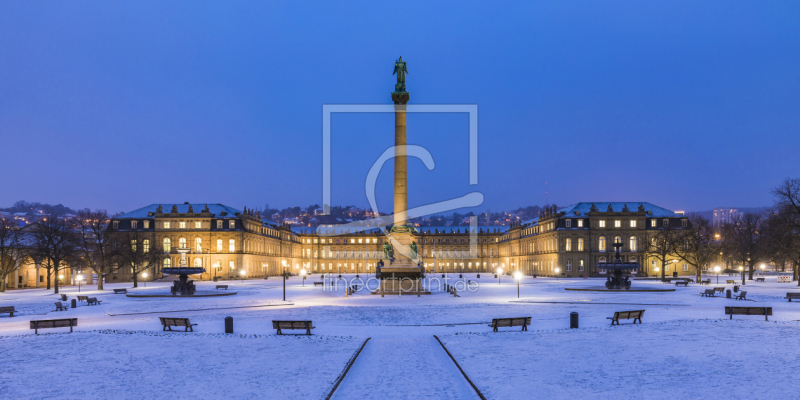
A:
0;306;16;317
675;280;689;287
489;317;531;332
77;296;89;303
701;289;716;297
59;294;67;301
784;292;800;302
726;280;736;284
272;320;314;335
30;318;77;334
313;282;324;287
661;278;672;283
699;279;711;285
87;297;101;305
607;310;645;326
734;291;748;300
216;285;228;290
714;287;726;295
756;278;765;282
54;301;69;311
725;306;772;321
159;317;197;332
113;289;127;294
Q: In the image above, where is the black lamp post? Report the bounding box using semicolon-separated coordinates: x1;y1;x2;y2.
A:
283;267;287;301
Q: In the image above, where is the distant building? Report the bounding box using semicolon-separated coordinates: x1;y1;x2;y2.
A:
713;208;739;226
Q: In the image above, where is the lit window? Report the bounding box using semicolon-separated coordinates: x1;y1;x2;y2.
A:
195;238;202;252
566;220;572;228
359;238;363;243
217;239;222;252
229;239;235;252
577;219;584;228
179;237;186;248
229;220;235;229
214;262;222;272
131;221;138;229
194;258;202;267
130;239;137;251
630;220;637;228
614;220;621;228
599;220;606;228
113;221;119;229
143;239;150;253
579;260;584;271
229;261;235;270
164;221;171;229
577;238;584;251
179;221;186;229
350;239;355;244
629;236;637;251
650;219;656;227
565;238;572;252
195;221;201;229
163;238;171;252
144;221;150;229
599;236;606;252
164;258;171;268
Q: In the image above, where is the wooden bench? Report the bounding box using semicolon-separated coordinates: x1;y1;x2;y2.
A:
159;317;197;332
784;292;800;302
756;278;765;282
77;295;89;303
113;289;127;294
675;280;689;287
607;310;645;325
216;285;228;290
489;317;531;332
701;289;716;297
87;297;101;305
734;290;747;300
313;282;324;287
726;280;736;284
714;287;726;295
30;318;77;334
272;320;314;335
0;306;16;317
54;301;69;311
725;306;772;321
699;279;711;285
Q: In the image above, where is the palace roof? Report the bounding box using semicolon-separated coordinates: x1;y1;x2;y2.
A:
524;202;684;225
114;204;242;219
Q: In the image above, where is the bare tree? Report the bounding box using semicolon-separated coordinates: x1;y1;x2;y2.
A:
673;213;721;283
29;215;77;293
771;178;800;284
0;218;27;292
722;212;767;285
74;210;118;290
116;230;161;288
643;225;680;279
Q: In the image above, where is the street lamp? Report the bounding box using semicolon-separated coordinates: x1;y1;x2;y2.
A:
555;267;560;281
497;267;503;285
142;272;147;288
514;271;522;298
714;266;720;284
76;274;83;292
739;266;745;285
239;269;245;283
760;264;765;277
301;268;307;286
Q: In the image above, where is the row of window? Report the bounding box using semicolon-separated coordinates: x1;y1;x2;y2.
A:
162;237;236;253
113;220;238;230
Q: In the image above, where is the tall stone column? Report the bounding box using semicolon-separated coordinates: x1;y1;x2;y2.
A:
392;96;408;226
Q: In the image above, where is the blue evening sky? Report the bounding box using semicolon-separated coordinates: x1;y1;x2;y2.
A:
1;1;798;215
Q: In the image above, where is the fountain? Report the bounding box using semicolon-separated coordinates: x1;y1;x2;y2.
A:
565;241;675;292
163;247;204;295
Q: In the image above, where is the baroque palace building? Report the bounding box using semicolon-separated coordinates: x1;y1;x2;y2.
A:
97;201;692;283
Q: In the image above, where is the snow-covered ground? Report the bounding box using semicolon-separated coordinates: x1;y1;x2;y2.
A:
0;274;798;399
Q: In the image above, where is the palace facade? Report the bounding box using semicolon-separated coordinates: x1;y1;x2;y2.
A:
99;201;694;283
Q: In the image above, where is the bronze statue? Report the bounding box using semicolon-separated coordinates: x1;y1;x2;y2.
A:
383;242;394;260
410;241;418;259
393;56;408;93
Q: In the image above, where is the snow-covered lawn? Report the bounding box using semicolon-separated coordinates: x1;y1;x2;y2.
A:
1;274;798;399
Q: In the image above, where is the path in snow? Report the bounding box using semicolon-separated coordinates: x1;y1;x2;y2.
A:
332;336;480;400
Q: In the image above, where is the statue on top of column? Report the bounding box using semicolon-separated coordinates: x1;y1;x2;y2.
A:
393;56;408;93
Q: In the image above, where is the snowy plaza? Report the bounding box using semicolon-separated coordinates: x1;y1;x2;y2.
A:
1;275;798;399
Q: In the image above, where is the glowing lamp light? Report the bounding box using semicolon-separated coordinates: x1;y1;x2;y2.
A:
58;274;63;279
739;266;744;271
497;267;503;275
714;266;720;273
514;271;522;280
